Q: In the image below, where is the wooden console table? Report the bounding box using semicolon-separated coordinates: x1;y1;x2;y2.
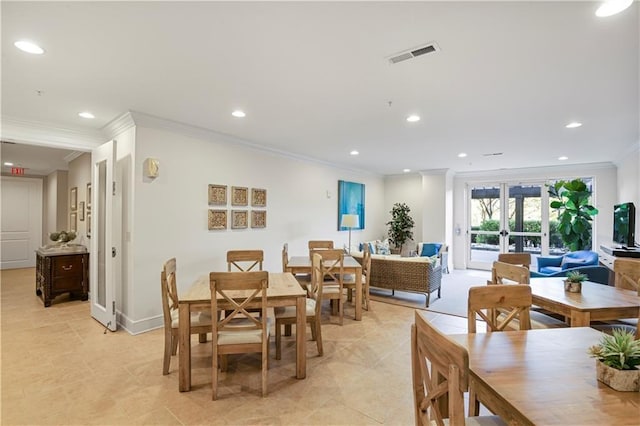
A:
35;246;89;307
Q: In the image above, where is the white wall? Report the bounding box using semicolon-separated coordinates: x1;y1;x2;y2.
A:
44;170;68;239
125;116;384;333
616;142;640;242
452;163;618;269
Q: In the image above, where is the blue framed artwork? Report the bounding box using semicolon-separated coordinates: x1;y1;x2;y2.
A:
338;180;365;230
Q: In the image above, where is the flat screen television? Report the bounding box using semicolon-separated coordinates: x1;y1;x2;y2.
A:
613;202;636;248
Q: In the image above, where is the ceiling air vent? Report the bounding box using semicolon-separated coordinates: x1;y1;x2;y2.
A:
388;42;440;65
482;152;504;157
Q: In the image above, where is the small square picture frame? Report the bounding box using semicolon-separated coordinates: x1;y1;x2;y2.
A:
208;209;227;230
79;201;85;221
251;188;267;207
251;210;266;228
231;186;248;206
208;184;227;205
231;210;248;229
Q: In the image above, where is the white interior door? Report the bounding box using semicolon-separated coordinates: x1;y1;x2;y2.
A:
90;140;118;331
0;177;43;269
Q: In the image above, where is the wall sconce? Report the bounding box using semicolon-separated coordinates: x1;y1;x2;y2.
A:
143;158;159;178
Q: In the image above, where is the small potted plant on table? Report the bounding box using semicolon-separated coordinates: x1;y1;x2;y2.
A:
564;270;587;293
588;328;640;392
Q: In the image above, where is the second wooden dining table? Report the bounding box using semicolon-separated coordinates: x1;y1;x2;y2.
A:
287;255;364;320
178;272;307;392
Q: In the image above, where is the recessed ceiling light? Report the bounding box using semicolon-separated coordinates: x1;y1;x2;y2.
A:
406;115;420;123
78;112;95;119
4;162;14;166
14;40;44;54
458;153;468;158
565;122;582;129
596;0;633;17
403;169;411;173
350;150;359;156
232;110;246;118
558;156;569;161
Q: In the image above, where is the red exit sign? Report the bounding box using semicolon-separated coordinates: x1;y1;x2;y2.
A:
11;167;25;176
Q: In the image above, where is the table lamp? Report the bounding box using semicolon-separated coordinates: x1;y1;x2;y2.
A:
340;214;360;253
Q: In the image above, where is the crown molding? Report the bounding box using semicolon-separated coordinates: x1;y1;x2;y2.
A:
454;161;616;181
102;111;136;140
613;140;640;167
0;116;105;151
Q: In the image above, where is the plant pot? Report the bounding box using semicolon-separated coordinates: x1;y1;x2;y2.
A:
564;280;582;293
596;360;640;392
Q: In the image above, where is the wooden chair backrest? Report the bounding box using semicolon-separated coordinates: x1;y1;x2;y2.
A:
467;285;532;333
412;311;469;426
308;240;334;258
361;244;372;279
282;243;289;272
315;249;345;284
209;271;268;332
613;258;640;293
490;261;530;285
227;250;264;272
497;253;531;270
309;253;325;316
161;258;179;328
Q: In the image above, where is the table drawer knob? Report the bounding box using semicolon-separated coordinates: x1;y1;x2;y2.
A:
62;265;73;271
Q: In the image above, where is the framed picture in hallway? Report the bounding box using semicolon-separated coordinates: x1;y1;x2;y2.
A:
338;180;365;231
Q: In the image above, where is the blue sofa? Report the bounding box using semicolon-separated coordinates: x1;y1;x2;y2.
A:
536;250;599;274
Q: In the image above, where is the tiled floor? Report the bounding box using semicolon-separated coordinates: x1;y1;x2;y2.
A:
1;268;481;426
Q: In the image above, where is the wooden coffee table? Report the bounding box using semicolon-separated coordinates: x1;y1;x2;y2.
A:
530;277;640;327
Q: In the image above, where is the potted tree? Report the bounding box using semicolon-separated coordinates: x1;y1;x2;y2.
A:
386;203;415;256
564;270;588;293
588;328;640;391
548;179;598;251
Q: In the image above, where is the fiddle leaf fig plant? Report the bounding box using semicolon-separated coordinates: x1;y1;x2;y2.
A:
548;179;598;251
386;203;415;253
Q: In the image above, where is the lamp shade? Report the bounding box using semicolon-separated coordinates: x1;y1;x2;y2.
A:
340;214;360;228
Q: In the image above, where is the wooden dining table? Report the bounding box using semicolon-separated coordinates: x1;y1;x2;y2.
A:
287;255;363;320
449;327;640;425
530;277;640;327
178;272;307;392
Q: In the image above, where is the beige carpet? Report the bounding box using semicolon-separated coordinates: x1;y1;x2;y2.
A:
369;269;490;318
368;269;569;328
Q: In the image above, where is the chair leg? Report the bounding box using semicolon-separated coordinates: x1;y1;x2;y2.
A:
220;354;228;372
275;321;282;360
284;324;292;337
163;330;173;375
199;333;207;343
314;320;323;356
469;386;480;416
212;349;219;401
171;332;179;355
310;320;317;341
425;293;430;308
339;298;344;325
262;345;268;397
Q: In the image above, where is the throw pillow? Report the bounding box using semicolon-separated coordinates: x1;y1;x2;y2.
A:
376;239;390;255
420;243;442;257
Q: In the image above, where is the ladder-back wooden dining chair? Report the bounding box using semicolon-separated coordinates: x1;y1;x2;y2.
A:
412;311;506;426
275;252;324;360
209;271;270;400
308;240;334;258
497;253;531;270
344;244;372;311
467;285;532;416
227;250;264;272
161;258;211;375
314;248;345;325
489;261;530;285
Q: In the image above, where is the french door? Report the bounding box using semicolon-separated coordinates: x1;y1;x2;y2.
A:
467;182;548;270
90;140;119;331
